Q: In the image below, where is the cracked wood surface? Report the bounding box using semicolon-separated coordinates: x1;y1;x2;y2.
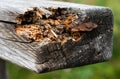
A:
0;0;113;73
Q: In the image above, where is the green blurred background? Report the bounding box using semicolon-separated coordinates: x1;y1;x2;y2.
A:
8;0;120;79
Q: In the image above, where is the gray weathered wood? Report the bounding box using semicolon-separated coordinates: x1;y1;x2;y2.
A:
0;0;113;73
0;59;8;79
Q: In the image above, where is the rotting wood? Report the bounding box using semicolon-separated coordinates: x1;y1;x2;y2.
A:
0;0;113;73
15;7;97;44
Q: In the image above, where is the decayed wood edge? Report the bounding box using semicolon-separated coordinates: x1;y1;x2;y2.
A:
0;0;113;73
0;59;8;79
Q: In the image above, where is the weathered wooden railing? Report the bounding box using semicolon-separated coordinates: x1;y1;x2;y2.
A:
0;0;113;79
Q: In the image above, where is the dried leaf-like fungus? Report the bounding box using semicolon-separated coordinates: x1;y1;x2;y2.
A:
15;7;97;44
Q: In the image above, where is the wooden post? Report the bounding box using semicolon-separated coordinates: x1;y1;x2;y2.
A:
0;59;8;79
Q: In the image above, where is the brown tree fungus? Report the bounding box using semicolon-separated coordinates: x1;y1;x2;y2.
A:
15;7;97;44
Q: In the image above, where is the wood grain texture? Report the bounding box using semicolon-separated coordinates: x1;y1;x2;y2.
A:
0;0;113;73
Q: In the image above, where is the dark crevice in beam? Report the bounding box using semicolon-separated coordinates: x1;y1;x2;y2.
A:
0;20;17;25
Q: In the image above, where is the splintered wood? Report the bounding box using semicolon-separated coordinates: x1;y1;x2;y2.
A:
15;7;97;44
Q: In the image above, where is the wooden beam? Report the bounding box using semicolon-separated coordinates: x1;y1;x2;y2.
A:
0;0;113;73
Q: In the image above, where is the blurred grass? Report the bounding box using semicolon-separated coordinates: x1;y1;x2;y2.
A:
7;0;120;79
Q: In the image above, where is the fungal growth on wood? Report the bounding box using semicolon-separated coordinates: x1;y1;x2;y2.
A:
15;7;97;44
